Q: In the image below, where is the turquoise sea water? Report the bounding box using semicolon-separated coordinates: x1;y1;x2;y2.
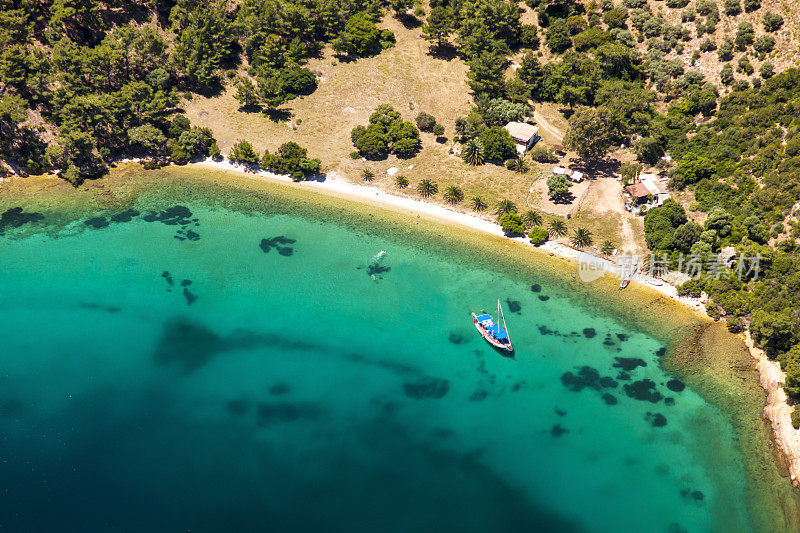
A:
0;190;757;532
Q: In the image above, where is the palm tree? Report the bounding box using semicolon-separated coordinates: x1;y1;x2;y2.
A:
443;185;464;205
462;139;485;166
471;196;488;211
496;199;517;216
523;210;543;227
395;175;409;188
506;157;529;174
418;179;438;198
361;169;375;182
549;219;567;237
601;240;615;256
571;227;594;248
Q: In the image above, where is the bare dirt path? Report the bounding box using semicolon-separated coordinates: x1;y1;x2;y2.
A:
533;109;564;143
582;178;642;256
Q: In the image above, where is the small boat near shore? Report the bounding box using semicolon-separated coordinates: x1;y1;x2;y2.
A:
619;278;630;289
471;299;514;355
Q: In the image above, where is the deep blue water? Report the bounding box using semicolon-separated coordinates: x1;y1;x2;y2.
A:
0;194;755;532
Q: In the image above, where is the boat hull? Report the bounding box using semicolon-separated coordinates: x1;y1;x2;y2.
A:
472;316;514;354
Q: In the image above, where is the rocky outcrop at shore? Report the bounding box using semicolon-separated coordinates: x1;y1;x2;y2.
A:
745;330;800;486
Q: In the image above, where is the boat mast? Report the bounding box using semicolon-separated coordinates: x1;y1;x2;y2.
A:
498;299;511;345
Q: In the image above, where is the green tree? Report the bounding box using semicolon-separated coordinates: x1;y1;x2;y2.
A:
505;157;529;173
563;106;616;159
763;12;784;33
601;240;615;255
478;126;516;161
332;12;381;57
178;128;211;157
547;174;572;203
549;219;568;237
751;310;798;358
443;185;464;204
229;140;260;165
467;51;506;96
361;168;375;182
734;22;754;51
471;195;488;211
418;178;438;198
676;152;716;184
571;227;594;248
234;78;259;108
546;20;572;54
462;139;486;165
498;211;525;235
523;210;543;226
496;198;517;215
395;175;409;188
171;4;235;87
528;226;549;244
423;6;452;48
47;130;106;184
724;0;741;16
128;124;167;155
603;7;628;29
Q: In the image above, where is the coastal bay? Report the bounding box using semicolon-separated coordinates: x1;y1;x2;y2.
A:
0;165;797;532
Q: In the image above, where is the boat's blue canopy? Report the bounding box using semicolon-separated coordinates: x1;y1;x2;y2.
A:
476;314;509;341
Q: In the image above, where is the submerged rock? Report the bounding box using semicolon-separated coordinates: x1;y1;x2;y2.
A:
550;424;569;437
183;288;198;305
142;205;193;225
0;207;44;234
601;393;618;405
269;382;291;395
582;328;596;339
448;333;468;345
646;412;667;427
538;295;550;301
561;366;601;392
403;378;449;399
599;376;618;389
469;390;488;402
613;357;647;371
624;379;662;403
260;236;297;256
110;209;140;223
530;283;542;292
666;379;686;392
616;333;629;342
256;402;321;425
505;299;521;313
84;216;109;229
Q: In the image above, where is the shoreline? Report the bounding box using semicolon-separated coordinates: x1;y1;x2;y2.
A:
188;157;799;490
192;158;710;314
181;157;800;495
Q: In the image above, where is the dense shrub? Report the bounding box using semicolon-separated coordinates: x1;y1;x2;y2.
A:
229;140;259;165
529;226;549;244
763;12;784;33
351;104;420;159
498;211;525;235
415;112;437;132
262;142;321;181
